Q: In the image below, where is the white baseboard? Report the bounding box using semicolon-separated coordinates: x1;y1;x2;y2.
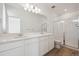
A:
61;45;79;51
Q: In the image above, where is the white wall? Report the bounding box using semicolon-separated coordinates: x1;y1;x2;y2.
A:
40;11;57;33
43;8;79;48
64;14;79;48
6;4;44;33
55;12;79;48
0;4;3;33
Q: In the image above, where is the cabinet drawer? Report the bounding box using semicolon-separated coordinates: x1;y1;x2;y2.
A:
39;36;48;41
0;46;24;56
25;38;39;44
0;40;24;52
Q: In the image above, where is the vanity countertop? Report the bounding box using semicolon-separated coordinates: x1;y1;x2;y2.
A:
0;33;53;44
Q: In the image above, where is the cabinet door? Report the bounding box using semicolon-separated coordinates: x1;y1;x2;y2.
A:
48;35;54;51
25;38;39;56
29;38;39;56
24;39;30;56
39;37;48;56
0;46;24;56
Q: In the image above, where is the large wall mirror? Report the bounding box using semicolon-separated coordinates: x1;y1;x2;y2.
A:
0;3;21;33
8;16;20;33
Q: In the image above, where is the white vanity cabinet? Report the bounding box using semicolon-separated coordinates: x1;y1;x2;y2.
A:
39;35;54;56
39;36;49;56
25;38;39;56
0;40;24;56
25;34;54;56
0;33;54;56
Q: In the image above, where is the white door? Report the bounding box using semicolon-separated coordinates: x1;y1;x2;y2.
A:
65;20;78;48
8;16;20;33
54;21;64;44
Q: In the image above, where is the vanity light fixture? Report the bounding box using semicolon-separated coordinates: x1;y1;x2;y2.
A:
30;5;34;9
25;3;30;9
38;9;41;13
35;7;38;11
24;7;27;11
28;5;34;12
24;3;30;11
28;9;32;12
32;9;36;13
31;6;36;13
35;11;38;14
34;6;41;14
24;4;41;14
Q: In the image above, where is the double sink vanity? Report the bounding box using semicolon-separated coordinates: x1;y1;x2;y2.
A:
0;33;54;56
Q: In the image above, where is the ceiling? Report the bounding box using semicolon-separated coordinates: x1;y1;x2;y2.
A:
30;3;79;15
2;3;79;19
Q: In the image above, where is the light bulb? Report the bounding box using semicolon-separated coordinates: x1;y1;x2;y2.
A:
35;11;39;14
30;5;34;9
36;9;41;13
24;7;28;11
28;8;32;12
35;7;38;10
25;3;29;8
38;9;40;12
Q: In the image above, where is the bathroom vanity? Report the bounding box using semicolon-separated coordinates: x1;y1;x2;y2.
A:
0;33;54;56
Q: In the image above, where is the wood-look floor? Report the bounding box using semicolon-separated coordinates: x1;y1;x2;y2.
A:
45;47;79;56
